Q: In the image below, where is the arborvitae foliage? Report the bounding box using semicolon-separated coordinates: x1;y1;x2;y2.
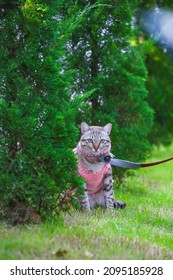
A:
0;0;83;218
66;0;153;180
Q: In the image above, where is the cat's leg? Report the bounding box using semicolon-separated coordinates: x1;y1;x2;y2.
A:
103;166;115;209
79;183;90;210
103;166;126;209
114;200;126;209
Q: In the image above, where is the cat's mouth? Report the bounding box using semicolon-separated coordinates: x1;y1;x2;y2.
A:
91;150;104;155
73;145;111;157
79;146;111;157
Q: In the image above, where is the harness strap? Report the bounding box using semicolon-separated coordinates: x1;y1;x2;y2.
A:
141;156;173;168
99;155;173;169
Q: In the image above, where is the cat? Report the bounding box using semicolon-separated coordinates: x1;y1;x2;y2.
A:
73;122;126;210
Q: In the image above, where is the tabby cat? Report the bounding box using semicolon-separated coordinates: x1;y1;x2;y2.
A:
73;122;126;210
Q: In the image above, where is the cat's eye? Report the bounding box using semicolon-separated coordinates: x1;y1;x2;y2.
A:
87;139;93;143
100;139;108;144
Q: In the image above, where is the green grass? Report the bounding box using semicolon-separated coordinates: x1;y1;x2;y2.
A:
1;145;173;260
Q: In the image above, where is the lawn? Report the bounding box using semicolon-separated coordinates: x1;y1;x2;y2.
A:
0;145;173;260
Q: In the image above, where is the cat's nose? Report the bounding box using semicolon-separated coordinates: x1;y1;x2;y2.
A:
93;143;99;151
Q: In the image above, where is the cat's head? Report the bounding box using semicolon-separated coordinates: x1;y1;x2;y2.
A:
79;122;112;155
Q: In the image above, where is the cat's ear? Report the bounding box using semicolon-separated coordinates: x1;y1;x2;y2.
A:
103;123;112;135
80;122;90;134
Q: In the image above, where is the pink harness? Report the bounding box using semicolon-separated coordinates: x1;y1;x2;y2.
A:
78;161;110;194
73;146;111;195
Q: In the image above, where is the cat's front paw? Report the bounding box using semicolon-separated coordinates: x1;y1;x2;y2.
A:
114;200;126;209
